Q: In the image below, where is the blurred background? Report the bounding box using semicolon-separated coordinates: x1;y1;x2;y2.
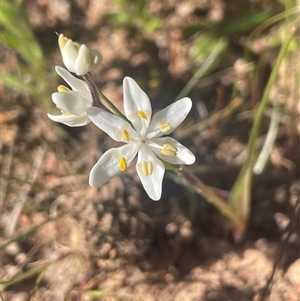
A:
1;0;299;300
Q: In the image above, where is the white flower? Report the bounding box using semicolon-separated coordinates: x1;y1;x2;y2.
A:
87;77;195;200
58;34;102;76
47;66;93;127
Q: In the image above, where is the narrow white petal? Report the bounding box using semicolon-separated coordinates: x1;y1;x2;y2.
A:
75;45;92;76
89;144;139;187
60;39;78;73
123;77;152;135
136;146;165;201
55;66;92;101
149;137;195;165
47;113;90;127
75;47;102;75
87;107;138;142
52;91;91;115
147;97;192;138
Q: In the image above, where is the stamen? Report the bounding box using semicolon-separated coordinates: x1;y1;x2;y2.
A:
141;161;153;176
161;144;178;156
119;157;127;171
57;85;70;93
122;129;130;142
56;105;70;115
158;122;171;133
138;110;148;120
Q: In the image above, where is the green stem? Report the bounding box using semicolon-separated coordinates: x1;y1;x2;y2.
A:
228;26;295;224
246;27;295;167
82;73;104;109
97;88;130;123
178;166;245;232
83;74;131;124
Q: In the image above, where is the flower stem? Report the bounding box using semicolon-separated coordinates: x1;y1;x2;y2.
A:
96;89;129;123
83;74;132;125
82;73;104;109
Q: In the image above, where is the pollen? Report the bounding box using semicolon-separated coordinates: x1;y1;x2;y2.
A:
141;161;153;176
122;129;131;142
138;110;148;120
161;144;178;156
57;85;70;93
119;157;127;171
158;122;171;133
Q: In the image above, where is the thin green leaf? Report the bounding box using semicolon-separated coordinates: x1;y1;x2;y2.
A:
228;27;295;226
176;37;228;100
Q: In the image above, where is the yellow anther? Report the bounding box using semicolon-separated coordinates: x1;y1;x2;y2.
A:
161;144;178;156
141;161;153;176
158;122;171;133
57;85;70;93
122;129;130;142
138;110;148;120
119;157;127;171
56;105;71;115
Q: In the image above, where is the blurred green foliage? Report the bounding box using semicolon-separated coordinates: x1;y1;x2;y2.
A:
188;10;273;77
106;0;163;33
1;0;48;97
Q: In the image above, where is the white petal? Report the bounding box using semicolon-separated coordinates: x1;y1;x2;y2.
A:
123;77;152;135
149;137;195;165
87;107;138;143
89;144;139;187
47;113;90;127
55;66;92;101
136;145;165;201
147;97;192;138
75;46;102;75
52;91;91;115
60;39;78;73
75;45;92;76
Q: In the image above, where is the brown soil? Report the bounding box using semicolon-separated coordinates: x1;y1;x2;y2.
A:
1;0;299;301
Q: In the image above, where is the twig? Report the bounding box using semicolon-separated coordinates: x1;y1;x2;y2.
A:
4;145;47;236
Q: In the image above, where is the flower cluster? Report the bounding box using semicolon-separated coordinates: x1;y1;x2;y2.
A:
48;34;195;200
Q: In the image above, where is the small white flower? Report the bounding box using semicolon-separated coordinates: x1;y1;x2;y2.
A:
47;66;92;127
88;77;195;200
58;34;102;76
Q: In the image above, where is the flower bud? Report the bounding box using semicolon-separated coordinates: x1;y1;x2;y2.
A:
58;34;101;76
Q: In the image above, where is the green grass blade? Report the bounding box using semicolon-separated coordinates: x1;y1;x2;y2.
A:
228;27;295;225
176;37;228;100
